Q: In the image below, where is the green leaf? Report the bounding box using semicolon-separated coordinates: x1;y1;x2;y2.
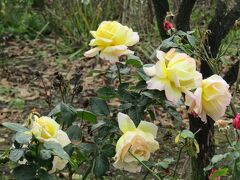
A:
40;150;52;160
157;157;175;169
9;149;24;162
43;141;70;160
97;87;117;100
38;169;53;180
137;68;150;81
60;103;77;126
102;144;115;157
125;55;143;68
77;143;95;157
90;97;110;116
181;130;194;139
2;122;28;132
164;101;183;127
76;109;97;124
119;103;132;111
187;34;196;46
48;103;61;117
9;98;25;109
13;165;37;180
15;132;32;144
94;154;109;177
67;125;82;141
210;168;228;180
211;153;229;164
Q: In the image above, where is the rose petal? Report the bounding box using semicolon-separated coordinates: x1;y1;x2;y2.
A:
55;130;71;147
164;81;182;104
146;77;167;91
117;113;136;133
137;121;158;138
143;65;156;77
84;47;102;57
49;156;68;174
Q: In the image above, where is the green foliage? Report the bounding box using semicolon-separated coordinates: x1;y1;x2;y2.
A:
66;125;82;141
9;149;24;162
90;97;110;116
125;55;143;68
8;98;25;109
97;87;117;100
94;154;109;177
43;141;70;161
0;0;46;37
175;130;199;157
13;165;37;180
2;122;28;132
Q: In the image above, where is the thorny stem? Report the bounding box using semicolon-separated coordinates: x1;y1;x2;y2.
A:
173;145;184;178
116;62;122;84
128;148;162;180
40;76;51;109
225;132;233;147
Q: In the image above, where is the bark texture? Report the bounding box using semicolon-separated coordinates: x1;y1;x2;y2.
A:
201;0;240;77
152;0;169;40
175;0;197;31
189;115;215;180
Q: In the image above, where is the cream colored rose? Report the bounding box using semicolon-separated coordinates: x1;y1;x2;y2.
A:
84;21;139;63
114;113;159;173
31;116;71;147
185;75;231;122
143;49;202;104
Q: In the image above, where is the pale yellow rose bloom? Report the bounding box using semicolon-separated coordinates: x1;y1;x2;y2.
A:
114;113;159;173
143;49;202;104
30;116;71;173
185;75;231;122
31;116;71;147
84;21;139;63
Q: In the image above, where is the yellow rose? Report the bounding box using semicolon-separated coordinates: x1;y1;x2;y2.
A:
114;113;159;173
31;116;71;147
143;49;202;104
185;75;231;122
84;21;139;63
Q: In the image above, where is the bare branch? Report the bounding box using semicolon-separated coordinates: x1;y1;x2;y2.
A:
206;0;240;58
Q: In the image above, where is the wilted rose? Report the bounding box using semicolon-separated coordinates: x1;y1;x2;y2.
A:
214;119;229;130
143;48;202;104
185;75;231;122
163;20;174;31
113;113;159;173
84;21;139;63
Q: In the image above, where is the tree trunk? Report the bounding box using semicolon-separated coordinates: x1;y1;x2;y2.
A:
189;115;215;180
152;0;169;40
175;0;197;31
187;0;240;178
